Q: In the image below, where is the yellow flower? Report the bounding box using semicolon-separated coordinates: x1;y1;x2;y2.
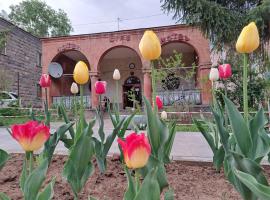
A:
236;22;259;53
139;30;161;60
73;61;89;84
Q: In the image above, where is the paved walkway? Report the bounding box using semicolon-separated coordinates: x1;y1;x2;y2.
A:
0;120;213;162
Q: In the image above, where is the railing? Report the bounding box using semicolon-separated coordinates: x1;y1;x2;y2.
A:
52;95;91;109
157;89;201;106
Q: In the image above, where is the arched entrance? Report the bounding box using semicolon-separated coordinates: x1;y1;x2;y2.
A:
98;46;143;109
123;75;142;108
157;42;201;109
49;50;91;108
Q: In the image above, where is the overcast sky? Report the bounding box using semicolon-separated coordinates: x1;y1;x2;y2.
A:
0;0;178;35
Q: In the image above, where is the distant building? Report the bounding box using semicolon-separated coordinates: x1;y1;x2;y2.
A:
0;17;42;107
41;25;212;110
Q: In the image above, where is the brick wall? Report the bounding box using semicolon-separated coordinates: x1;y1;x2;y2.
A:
0;18;42;107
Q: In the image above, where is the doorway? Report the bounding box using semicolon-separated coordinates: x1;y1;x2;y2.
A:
123;76;142;109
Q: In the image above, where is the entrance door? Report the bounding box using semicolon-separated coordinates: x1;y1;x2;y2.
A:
123;76;142;109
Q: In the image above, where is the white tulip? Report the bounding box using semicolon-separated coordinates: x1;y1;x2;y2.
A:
113;69;121;80
160;111;167;120
209;68;219;82
70;82;79;94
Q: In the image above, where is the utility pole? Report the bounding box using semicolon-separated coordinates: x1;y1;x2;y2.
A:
117;17;121;31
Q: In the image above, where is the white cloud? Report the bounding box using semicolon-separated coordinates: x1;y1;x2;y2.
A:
0;0;177;34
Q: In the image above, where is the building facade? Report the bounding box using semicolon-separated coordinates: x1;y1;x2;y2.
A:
41;25;212;109
0;17;42;107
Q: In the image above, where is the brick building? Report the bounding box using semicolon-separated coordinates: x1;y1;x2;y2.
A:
41;25;212;110
0;17;42;107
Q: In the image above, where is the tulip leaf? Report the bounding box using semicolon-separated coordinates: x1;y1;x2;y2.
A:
123;167;136;200
62;120;95;196
164;121;176;163
223;96;252;157
19;158;27;192
118;112;137;138
0;192;10;200
96;109;105;142
0;149;9;171
37;177;56;200
41;122;74;164
234;169;270;200
134;168;160;200
58;104;75;139
164;188;174;200
213;146;225;172
23;159;49;200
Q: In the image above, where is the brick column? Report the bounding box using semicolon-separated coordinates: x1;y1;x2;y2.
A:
90;72;99;108
143;69;152;103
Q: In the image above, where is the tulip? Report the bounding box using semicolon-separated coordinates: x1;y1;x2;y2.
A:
218;64;232;79
161;111;168;120
156;96;163;110
70;82;79;94
139;30;161;60
95;81;107;95
113;69;121;80
117;133;151;169
209;68;219;82
39;74;51;88
11;121;50;152
236;22;259;53
73;61;89;85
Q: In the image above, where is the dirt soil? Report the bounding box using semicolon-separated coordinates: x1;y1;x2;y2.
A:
0;154;256;200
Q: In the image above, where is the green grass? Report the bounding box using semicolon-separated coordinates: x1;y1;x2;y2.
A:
0;116;31;127
175;124;200;132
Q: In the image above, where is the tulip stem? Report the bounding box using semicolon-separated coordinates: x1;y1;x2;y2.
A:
44;88;50;126
243;53;248;122
151;61;157;113
79;85;84;133
74;94;78;127
135;170;140;193
223;80;228;128
116;80;119;114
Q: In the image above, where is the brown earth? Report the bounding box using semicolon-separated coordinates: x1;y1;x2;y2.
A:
0;154;256;200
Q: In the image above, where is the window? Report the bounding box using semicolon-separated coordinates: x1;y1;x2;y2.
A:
37;52;42;67
36;83;41;98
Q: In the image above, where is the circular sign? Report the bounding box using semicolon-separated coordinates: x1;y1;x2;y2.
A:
129;63;135;69
48;62;63;78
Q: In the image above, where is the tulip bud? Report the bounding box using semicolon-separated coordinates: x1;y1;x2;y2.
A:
139;30;161;60
70;82;79;94
218;64;232;79
161;111;167;120
236;22;259;53
95;81;107;95
113;69;121;80
73;61;89;85
156;96;163;110
117;133;151;169
209;68;219;82
11;121;50;152
39;74;51;88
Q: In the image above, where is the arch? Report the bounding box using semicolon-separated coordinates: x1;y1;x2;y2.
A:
96;45;142;72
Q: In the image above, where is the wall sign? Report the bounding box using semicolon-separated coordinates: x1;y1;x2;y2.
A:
58;43;81;52
160;33;190;44
109;34;131;43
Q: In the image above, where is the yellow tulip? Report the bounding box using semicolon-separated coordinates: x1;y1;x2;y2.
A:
73;61;89;84
139;30;161;60
236;22;259;53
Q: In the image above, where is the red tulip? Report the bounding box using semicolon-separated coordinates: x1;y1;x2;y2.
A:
95;81;107;94
118;133;151;169
156;96;163;110
11;121;50;152
218;64;232;79
39;74;51;88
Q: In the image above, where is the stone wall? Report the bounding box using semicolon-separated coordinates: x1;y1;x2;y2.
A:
0;18;42;107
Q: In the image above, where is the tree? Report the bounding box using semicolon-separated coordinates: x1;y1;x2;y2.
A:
8;0;73;37
161;0;270;50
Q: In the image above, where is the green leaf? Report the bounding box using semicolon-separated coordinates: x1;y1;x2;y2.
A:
59;104;75;139
164;121;176;163
23;159;49;200
223;96;252;157
118;112;137;138
62;121;95;196
19;158;27;192
0;149;9;170
37;177;56;200
41;122;74;164
134;168;160;200
0;192;10;200
123;167;136;200
235;169;270;200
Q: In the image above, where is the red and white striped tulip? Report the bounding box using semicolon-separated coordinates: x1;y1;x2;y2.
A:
39;74;51;88
218;64;232;79
95;81;107;95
